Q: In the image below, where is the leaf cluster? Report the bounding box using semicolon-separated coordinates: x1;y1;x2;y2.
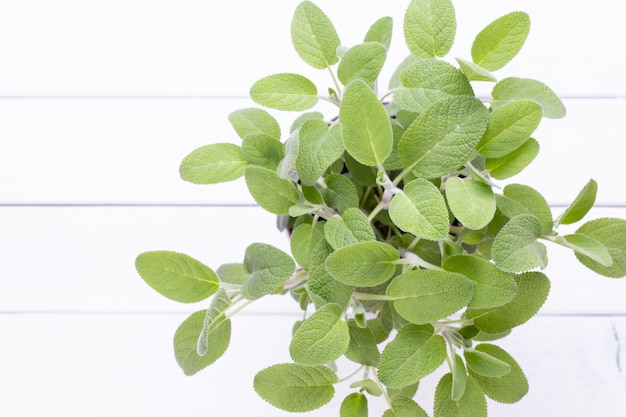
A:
136;1;626;416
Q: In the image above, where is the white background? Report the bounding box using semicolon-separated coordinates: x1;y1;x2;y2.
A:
1;1;625;416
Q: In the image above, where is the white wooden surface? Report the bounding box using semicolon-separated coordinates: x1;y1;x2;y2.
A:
1;1;625;416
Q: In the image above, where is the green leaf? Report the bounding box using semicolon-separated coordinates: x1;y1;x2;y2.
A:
250;73;319;111
451;354;468;401
556;179;598;226
433;374;486;417
291;223;316;268
556;233;612;267
492;77;566;119
228;108;281;140
395;59;474;113
350;378;382;396
485;137;539;180
575;218;626;278
387;270;474;324
476;100;543;158
383;396;429;417
338;42;387;85
296;120;344;186
340;393;368;417
389;178;449;240
464;348;511;377
365;17;393;50
503;184;553;234
216;263;250;285
389;55;419;89
467;271;550;333
174;310;230;375
404;0;456;59
290;303;350;365
455;58;497;82
277;130;300;179
135;251;219;303
197;289;232;356
253;363;337;412
445;178;496;230
492;214;547;272
472;12;530;71
241;243;295;300
443;255;516;309
291;111;324;133
241;133;285;170
469;344;528;403
322;173;360;213
398;96;489;179
291;1;340;69
345;320;380;367
378;324;446;388
340;79;393;167
179;143;247;185
326;241;399;287
325;208;376;250
245;165;299;215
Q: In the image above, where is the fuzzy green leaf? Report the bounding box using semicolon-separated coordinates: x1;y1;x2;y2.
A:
365;17;393;49
291;111;324;133
179;143;247;185
472;12;530;71
383;397;429;417
389;55;419;89
492;77;566;119
469;344;528;403
216;263;250;285
476;100;542;158
254;363;337;412
322;174;361;213
350;379;383;397
485;137;539;180
492;214;547;272
556;179;598;226
378;324;446;388
135;251;219;303
451;354;468;401
398;96;489;178
277;131;300;179
556;233;612;267
290;303;350;365
340;79;393;167
325;208;376;250
345;320;380;366
241;243;295;300
455;58;497;82
389;178;449;240
228;108;281;140
575;218;626;277
250;73;319;111
464;348;511;377
338;42;387;85
340;393;368;417
503;184;553;234
197;289;232;356
291;1;341;69
291;223;316;268
326;241;399;287
174;310;230;375
434;374;486;417
245;165;299;215
387;269;474;324
241;133;285;170
445;178;496;230
404;0;456;59
296;120;344;186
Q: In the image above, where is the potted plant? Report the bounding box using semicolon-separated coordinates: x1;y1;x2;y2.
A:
135;0;626;415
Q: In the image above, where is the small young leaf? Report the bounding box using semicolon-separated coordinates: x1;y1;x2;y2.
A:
340;79;393;167
485;137;539;180
326;241;399;287
455;58;497;82
197;289;232;356
398;96;489;179
404;0;456;59
389;178;450;240
290;303;350;365
241;243;295;300
445;177;496;230
383;396;429;417
556;233;612;267
492;214;547;272
135;251;219;303
345;320;381;367
325;208;376;250
322;173;360;213
451;354;468;401
179;143;247;185
253;363;337;412
378;324;446;388
492;77;566;119
503;184;553;234
365;16;393;50
174;310;230;376
296;120;344;186
277;130;300;179
245;165;299;215
250;73;319;111
340;393;368;417
575;218;626;278
467;271;550;333
291;1;341;69
476;100;543;158
241;133;285;170
443;255;517;309
434;374;487;417
228;108;281;140
556;179;598;226
464;348;511;377
337;42;387;85
469;344;528;403
350;378;382;397
471;12;530;71
386;269;474;324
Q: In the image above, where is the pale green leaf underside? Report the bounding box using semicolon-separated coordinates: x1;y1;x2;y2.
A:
326;241;399;287
464;348;511;377
576;218;626;278
296;120;344;186
557;179;597;226
250;73;319;111
492;77;566;119
179;143;247;185
469;344;529;403
557;233;612;267
434;374;487;417
277;130;300;179
472;11;530;71
245;165;299;215
241;242;295;300
485;137;539;180
404;0;456;59
291;1;341;69
197;289;232;356
451;353;468;401
455;57;497;82
228;107;281;140
445;177;496;230
337;42;387;85
492;214;547;272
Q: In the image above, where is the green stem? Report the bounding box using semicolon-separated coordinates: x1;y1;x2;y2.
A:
335;365;365;384
327;66;343;99
353;292;396;301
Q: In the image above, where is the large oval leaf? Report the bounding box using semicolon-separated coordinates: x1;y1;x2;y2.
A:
556;179;597;226
492;214;547;272
228;107;281;140
245;165;299;215
326;241;399;287
179;143;247;185
296;120;344;186
338;42;387;85
491;77;566;119
468;344;528;403
250;73;318;111
291;1;340;69
575;218;626;278
241;243;296;300
472;12;530;71
485;137;539;180
445;177;496;230
404;0;456;59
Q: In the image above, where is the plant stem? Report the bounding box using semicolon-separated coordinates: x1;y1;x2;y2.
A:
353;292;396;301
327;66;342;99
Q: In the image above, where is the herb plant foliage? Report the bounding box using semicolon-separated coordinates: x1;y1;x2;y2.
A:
136;0;626;415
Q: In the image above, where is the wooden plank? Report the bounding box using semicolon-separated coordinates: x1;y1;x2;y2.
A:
0;313;624;416
0;98;624;206
0;1;623;97
1;206;625;314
